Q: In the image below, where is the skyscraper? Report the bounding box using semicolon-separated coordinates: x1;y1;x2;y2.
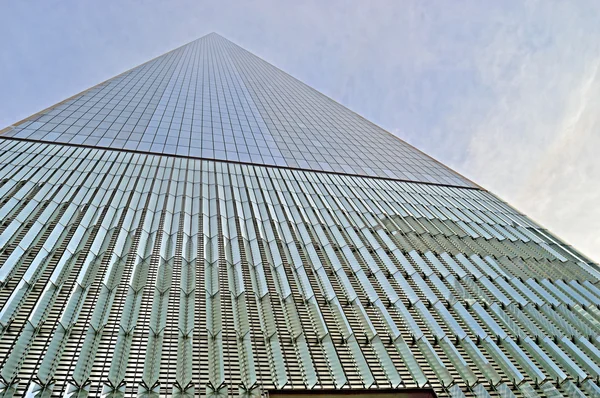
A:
0;32;598;397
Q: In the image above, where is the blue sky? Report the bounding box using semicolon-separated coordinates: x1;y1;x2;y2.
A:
1;0;599;261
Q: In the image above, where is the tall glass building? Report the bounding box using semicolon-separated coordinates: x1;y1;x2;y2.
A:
0;33;599;398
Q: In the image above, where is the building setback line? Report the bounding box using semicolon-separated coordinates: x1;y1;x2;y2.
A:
0;135;484;191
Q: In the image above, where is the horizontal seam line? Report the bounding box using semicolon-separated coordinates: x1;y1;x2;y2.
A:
0;136;483;191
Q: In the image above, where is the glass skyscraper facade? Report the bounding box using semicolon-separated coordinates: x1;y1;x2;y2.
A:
0;33;599;397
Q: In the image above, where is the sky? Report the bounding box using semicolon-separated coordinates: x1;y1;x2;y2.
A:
1;0;599;262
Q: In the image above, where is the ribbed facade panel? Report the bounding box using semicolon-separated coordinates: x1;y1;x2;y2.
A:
0;141;599;397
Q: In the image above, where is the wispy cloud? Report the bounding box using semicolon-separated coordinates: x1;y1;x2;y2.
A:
454;2;600;261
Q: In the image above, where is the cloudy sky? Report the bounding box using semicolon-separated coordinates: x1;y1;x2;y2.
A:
1;1;599;262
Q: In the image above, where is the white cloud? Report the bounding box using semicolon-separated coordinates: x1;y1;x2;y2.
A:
456;2;600;261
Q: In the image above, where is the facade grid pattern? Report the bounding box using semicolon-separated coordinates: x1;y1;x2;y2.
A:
0;33;599;398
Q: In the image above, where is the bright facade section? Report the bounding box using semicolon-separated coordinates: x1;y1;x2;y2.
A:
0;34;599;398
0;34;469;187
